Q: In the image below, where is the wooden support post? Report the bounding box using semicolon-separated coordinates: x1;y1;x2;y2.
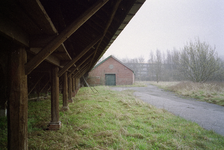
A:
72;77;75;92
62;72;69;110
72;77;75;97
8;48;28;150
76;78;80;89
48;66;61;130
68;75;73;103
75;78;80;94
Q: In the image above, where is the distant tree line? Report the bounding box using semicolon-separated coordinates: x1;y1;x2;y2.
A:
122;39;224;82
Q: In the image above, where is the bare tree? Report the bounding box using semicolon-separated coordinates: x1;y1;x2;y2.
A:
155;49;162;83
179;39;222;82
122;57;141;80
148;51;155;80
138;55;145;63
165;50;174;80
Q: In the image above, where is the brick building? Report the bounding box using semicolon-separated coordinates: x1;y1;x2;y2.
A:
88;55;134;86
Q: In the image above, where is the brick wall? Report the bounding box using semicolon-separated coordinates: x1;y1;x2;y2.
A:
88;57;134;85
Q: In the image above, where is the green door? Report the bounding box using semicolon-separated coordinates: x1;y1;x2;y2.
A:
105;74;116;86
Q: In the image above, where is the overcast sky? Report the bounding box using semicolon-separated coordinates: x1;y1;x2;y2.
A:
103;0;224;61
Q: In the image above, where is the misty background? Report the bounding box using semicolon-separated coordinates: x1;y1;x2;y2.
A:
103;0;224;61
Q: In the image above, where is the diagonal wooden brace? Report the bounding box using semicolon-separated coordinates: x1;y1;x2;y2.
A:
25;0;108;75
58;36;101;77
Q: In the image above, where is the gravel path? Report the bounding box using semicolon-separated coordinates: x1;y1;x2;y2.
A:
111;84;224;137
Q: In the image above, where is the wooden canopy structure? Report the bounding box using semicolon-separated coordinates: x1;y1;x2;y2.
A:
0;0;145;149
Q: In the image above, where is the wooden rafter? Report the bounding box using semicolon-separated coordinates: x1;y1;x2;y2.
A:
73;63;89;78
18;0;58;35
25;0;109;75
68;50;95;77
29;48;61;67
90;0;122;68
77;66;89;78
58;36;102;77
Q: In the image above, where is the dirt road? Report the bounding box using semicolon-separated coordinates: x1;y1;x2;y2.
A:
111;84;224;137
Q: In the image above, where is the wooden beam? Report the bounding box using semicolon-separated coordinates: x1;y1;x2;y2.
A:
73;63;89;78
30;35;55;47
77;67;89;78
8;48;28;150
68;51;94;77
58;36;102;77
29;48;61;67
0;13;29;47
18;0;58;35
25;0;109;75
72;64;88;78
90;0;122;67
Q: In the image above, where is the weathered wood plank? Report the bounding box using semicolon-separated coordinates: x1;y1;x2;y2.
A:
8;48;28;150
25;0;109;75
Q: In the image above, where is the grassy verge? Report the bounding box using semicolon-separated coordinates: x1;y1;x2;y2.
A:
1;86;224;149
150;81;224;106
116;81;147;87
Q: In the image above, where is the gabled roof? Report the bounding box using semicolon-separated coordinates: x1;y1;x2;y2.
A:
92;55;134;73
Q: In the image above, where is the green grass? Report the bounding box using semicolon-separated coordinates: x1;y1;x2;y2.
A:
1;86;224;149
150;81;224;106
